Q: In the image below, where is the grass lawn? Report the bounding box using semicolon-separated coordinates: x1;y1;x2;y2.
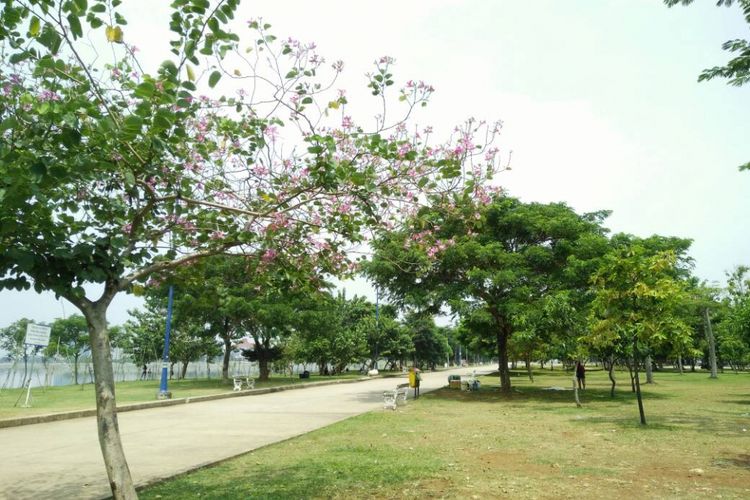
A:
140;368;750;499
0;373;362;420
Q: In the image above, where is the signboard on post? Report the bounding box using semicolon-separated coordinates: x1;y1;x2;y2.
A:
25;323;51;347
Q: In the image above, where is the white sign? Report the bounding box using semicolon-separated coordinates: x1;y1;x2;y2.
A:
25;323;51;347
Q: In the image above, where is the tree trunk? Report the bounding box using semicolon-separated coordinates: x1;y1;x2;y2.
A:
496;326;511;392
607;355;616;397
74;353;80;385
83;301;137;499
645;355;654;384
259;359;270;381
677;355;683;375
180;361;189;379
625;358;635;392
221;332;232;380
633;339;646;425
704;308;718;379
525;356;534;382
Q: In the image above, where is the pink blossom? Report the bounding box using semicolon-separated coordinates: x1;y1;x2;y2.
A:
210;231;226;240
264;125;279;142
38;89;61;102
261;248;278;263
146;277;162;288
484;147;499;162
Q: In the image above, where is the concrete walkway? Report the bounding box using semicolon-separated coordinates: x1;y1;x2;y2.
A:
0;366;490;499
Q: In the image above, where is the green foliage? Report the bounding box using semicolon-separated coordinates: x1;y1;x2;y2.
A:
47;314;89;383
404;313;451;369
716;265;750;369
665;0;750;170
0;318;35;359
121;305;170;366
588;237;694;352
290;293;371;374
366;195;609;390
0;2;499;494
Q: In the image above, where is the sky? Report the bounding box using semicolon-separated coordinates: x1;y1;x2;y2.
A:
1;0;748;328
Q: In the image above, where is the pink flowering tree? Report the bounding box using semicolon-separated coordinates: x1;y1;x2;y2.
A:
0;1;502;497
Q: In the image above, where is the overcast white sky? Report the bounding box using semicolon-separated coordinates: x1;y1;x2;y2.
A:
1;0;748;328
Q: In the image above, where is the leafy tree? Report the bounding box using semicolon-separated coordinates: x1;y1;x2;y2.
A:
717;265;750;370
169;253;330;381
48;314;89;384
290;292;373;374
0;1;499;494
121;308;164;368
170;322;219;379
367;195;608;391
238;288;308;381
122;292;214;379
404;312;451;369
665;0;750;170
0;318;33;360
587;236;693;424
367;309;414;371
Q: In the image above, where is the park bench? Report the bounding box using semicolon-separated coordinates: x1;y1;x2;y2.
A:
383;383;410;410
232;376;255;391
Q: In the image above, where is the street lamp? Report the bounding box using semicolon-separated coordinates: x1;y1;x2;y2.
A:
157;284;174;399
373;286;380;372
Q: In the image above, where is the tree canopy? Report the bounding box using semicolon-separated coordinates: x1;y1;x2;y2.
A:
366;194;610;391
0;1;502;496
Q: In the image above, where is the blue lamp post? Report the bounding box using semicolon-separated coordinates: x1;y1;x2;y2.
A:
157;284;174;399
374;286;380;371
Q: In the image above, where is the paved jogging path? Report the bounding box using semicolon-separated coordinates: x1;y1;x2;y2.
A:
0;366;491;499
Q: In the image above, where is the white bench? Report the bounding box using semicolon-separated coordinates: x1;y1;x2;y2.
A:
383;383;410;410
232;376;255;391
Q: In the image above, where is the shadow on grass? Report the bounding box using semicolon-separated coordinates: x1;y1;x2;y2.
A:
427;382;670;408
722;399;750;406
578;412;750;436
715;453;750;469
